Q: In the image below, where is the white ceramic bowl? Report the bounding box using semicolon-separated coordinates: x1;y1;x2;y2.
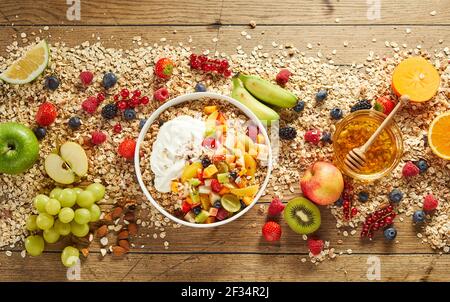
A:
134;92;273;228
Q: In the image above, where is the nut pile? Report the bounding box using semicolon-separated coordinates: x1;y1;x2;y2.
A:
0;33;449;257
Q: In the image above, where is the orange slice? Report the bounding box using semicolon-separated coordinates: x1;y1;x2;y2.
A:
392;57;440;103
428;112;450;160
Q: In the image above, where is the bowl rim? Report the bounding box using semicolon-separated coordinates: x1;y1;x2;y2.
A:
134;92;273;228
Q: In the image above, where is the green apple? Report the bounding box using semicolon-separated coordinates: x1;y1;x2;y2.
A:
44;142;88;184
0;122;39;174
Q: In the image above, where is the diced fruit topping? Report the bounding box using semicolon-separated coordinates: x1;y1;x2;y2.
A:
230;185;259;197
79;71;94;86
211;179;223;193
44;75;60;91
423;194;438;212
154;58;174;79
262;221;282;242
350;99;372;112
91;131;107;145
304;129;322;145
402;161;420;178
154;87;169;102
201;157;212;168
101;103;118;119
203;164;218;179
36;102;57;127
118;138;136;160
276;69;291;86
279;126;297;140
268;197;285;216
374;96;395;115
216;208;229;221
307;237;324;256
181;162;203;182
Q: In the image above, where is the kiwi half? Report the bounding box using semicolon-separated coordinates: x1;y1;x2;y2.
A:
283;197;321;234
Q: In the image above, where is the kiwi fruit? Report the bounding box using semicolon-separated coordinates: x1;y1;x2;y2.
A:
283;197;321;234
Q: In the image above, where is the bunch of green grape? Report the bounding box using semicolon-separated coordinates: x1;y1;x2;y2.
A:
25;183;105;267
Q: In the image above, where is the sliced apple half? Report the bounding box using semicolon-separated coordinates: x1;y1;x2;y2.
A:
44;142;88;184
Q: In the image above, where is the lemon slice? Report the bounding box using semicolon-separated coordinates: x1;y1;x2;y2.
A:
0;40;49;84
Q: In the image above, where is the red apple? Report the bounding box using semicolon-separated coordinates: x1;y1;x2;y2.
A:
300;161;344;206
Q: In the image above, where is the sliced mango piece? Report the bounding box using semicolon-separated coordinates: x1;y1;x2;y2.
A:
203;164;218;178
181;162;203;183
242;196;253;206
244;153;257;177
204;105;217;114
230;184;259;197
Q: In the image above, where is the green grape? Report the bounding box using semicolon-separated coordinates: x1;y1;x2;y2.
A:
26;215;38;231
61;246;80;268
45;198;61;216
36;213;54;230
59;188;77;207
89;204;101;222
33;194;49;213
76;190;95;208
25;235;45;256
73;187;83;196
86;183;106;201
43;228;60;244
74;208;91;224
54;219;71;236
70;221;89;237
49;187;63;199
58;207;75;224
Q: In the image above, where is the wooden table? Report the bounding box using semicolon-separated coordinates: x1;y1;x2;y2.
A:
0;0;449;282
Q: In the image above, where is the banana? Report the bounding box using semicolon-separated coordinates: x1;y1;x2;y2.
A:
238;73;297;108
231;77;279;123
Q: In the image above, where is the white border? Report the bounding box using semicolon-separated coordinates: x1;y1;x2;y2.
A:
134;92;273;228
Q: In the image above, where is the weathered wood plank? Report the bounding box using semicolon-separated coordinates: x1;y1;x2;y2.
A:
0;252;446;281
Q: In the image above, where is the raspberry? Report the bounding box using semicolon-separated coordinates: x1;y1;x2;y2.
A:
307;238;324;256
91;131;107;145
153;87;169;102
423;194;438;212
402;161;420;178
82;96;99;114
276;69;291;86
268;197;285;216
113;123;122;134
304;129;322;145
35;102;57;127
79;71;94;86
118;138;137;160
262;221;282;242
210;179;223;193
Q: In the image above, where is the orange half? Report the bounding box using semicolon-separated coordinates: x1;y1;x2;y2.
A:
392;57;440;102
428;112;450;160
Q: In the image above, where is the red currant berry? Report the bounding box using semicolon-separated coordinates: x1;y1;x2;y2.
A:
351;207;358;217
114;94;119;101
387;205;394;212
120;88;130;99
97;92;105;103
113;123;122;133
133;90;141;97
224;69;232;77
140;96;150;105
384;216;393;225
117;101;128;110
130;97;140;107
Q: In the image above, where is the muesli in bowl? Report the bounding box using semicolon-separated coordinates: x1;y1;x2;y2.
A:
135;92;272;227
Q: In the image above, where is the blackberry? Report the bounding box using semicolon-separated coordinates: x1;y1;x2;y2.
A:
123;108;136;121
44;76;59;90
101;104;118;119
201;157;211;168
350;99;372;112
330;108;343;120
321;132;332;144
68;116;81;129
279;126;297;140
293;101;305;112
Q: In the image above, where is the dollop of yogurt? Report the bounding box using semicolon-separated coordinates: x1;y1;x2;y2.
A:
150;115;205;192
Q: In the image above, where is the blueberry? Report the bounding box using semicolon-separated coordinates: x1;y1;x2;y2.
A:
240;200;246;209
388;189;403;204
383;227;397;240
334;196;344;207
213;201;222;208
413;210;425;223
293;101;305;113
201;157;211;168
321;132;332;144
330;108;343;120
192;206;201;215
358;191;369;203
44;76;59;91
414;159;428;174
139;119;147;129
315;89;327;102
68;116;81;129
33;127;46;140
229;171;238;180
102;72;117;89
123;108;136;121
194;83;207;92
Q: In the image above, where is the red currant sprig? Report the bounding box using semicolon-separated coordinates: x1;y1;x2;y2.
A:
189;54;232;77
342;181;358;220
360;204;396;240
114;89;149;110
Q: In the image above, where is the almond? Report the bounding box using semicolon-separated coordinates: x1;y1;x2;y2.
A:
123;212;135;222
112;246;127;256
81;248;89;257
127;223;138;236
118;230;129;240
96;225;108;238
119;239;130;251
111;207;123;220
103;212;113;222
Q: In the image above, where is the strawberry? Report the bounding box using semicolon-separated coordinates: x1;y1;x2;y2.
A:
374;96;395;115
308;238;324;256
262;221;282;242
268;197;285;216
118;138;137;160
402;161;420;178
423;194;438;212
91;131;107;145
276;69;291;86
210;179;223;193
154;58;174;79
35;102;57;127
181;200;191;213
